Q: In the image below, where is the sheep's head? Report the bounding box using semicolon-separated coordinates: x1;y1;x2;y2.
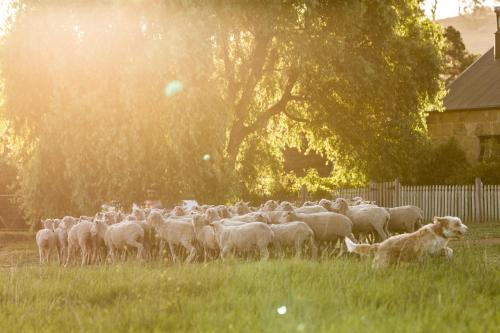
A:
172;206;186;216
147;211;164;228
235;201;251;215
286;211;298;222
331;198;348;215
254;213;269;224
91;220;106;237
205;208;221;222
278;201;294;211
192;215;209;228
319;199;333;211
41;219;54;231
262;200;278;211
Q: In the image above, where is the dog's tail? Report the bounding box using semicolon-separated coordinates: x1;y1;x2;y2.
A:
344;238;378;256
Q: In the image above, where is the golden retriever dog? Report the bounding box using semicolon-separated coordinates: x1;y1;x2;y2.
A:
345;216;468;269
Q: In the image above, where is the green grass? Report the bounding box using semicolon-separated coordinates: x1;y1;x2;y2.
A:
0;225;499;332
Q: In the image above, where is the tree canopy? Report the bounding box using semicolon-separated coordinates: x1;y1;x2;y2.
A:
0;0;445;223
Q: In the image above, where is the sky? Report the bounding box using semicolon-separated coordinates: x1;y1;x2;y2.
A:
0;0;498;35
423;0;499;19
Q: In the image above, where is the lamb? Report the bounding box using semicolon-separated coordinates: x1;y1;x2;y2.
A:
91;219;145;263
332;198;390;242
270;221;317;258
54;216;78;264
210;220;274;261
65;219;94;266
387;205;424;234
287;211;355;244
35;219;58;264
192;215;219;261
147;211;197;263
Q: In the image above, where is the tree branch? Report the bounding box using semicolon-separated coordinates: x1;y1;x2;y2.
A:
244;69;299;133
233;31;272;121
284;111;309;123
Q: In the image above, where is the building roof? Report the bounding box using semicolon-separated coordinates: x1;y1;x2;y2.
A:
444;47;500;111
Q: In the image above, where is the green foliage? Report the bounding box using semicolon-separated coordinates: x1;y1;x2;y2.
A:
443;25;479;85
410;138;473;185
472;140;500;184
0;1;445;221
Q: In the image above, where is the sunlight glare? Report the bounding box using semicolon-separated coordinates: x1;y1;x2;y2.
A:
165;80;183;96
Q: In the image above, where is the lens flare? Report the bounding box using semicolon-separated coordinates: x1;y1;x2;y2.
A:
164;80;183;96
277;305;287;315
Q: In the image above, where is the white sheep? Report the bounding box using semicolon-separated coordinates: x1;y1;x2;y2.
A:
387;205;424;234
276;201;295;211
91;219;145;263
35;219;58;264
270;221;317;258
287;211;355;244
332;198;389;242
192;215;219;261
54;216;78;264
232;201;251;215
147;211;197;263
261;200;279;212
210;221;274;261
295;205;328;214
65;219;94;266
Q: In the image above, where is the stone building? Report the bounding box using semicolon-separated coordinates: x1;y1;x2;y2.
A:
426;7;500;162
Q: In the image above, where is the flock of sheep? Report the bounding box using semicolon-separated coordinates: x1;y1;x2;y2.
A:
35;197;424;265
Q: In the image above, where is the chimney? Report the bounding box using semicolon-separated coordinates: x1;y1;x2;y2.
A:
496;6;500;59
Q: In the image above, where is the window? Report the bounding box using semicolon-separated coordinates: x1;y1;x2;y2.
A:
479;136;500;161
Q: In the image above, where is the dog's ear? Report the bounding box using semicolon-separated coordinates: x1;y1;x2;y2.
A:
433;216;449;227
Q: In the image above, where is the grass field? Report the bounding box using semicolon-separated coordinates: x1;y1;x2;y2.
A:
0;224;499;332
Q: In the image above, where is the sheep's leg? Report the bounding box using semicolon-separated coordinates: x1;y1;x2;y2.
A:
203;248;209;262
259;247;269;261
310;237;318;260
127;240;144;260
158;240;165;259
64;244;73;267
38;247;43;264
220;246;232;261
183;242;197;264
373;225;388;242
294;240;303;258
108;246;116;264
168;242;178;263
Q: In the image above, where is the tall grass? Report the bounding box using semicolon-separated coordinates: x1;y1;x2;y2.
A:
0;244;499;333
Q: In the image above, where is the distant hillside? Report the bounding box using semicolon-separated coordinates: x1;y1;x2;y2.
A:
437;7;496;55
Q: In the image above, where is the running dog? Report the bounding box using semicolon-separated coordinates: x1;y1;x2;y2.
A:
345;216;468;269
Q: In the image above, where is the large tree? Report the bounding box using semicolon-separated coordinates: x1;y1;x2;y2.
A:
0;0;444;222
442;25;478;85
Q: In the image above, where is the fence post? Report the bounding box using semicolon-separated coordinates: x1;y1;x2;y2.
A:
300;184;308;205
394;178;400;207
475;177;483;223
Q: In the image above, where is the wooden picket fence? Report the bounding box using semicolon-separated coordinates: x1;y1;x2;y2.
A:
333;178;500;223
